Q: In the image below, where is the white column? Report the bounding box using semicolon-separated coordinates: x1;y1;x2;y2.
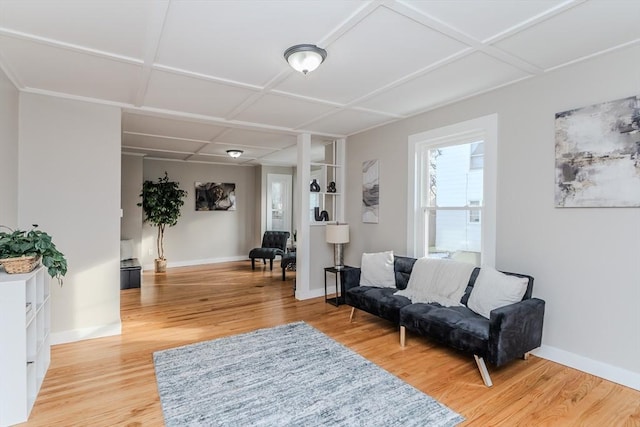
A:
295;134;311;300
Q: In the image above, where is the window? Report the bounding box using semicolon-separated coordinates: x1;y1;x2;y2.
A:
470;141;484;170
407;115;497;267
267;174;292;232
423;141;483;261
468;200;480;223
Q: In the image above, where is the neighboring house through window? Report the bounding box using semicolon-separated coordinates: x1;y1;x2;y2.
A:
407;115;497;267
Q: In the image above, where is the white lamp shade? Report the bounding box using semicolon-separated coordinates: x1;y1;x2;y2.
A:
326;224;349;244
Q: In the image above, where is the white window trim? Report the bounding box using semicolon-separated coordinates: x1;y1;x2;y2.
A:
407;114;497;267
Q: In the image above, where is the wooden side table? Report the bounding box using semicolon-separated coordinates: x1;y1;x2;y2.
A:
324;266;355;307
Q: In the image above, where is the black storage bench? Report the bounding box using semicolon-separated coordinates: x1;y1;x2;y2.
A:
120;259;141;290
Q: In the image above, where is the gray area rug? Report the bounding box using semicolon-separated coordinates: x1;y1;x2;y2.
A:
153;321;464;426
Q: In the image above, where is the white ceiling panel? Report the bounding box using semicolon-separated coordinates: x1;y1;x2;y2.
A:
259;142;328;166
122;148;149;156
156;0;365;86
404;0;565;41
122;133;205;153
494;1;640;70
0;36;141;103
274;6;468;103
304;109;393;136
0;1;635;166
144;152;190;161
0;0;160;59
257;147;299;166
144;70;258;118
212;128;297;149
122;113;226;141
197;143;275;158
233;93;339;130
358;52;531;116
187;154;252;165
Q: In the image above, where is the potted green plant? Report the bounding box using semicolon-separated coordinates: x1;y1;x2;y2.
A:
0;224;68;284
138;172;187;273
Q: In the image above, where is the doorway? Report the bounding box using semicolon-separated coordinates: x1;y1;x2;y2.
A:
266;173;292;233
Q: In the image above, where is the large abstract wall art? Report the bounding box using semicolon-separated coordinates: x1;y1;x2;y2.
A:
555;95;640;207
195;182;236;211
362;159;379;223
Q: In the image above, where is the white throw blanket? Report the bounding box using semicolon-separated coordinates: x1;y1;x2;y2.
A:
395;258;475;306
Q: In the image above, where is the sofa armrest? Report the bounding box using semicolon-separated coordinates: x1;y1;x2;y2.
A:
343;267;361;292
487;298;545;366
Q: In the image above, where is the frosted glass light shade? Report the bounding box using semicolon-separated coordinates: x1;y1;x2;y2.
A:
326;224;349;244
227;149;243;158
284;44;327;75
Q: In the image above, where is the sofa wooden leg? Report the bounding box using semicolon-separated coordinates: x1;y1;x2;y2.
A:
400;326;406;347
251;258;255;270
349;307;356;322
269;259;273;270
522;352;530;360
474;355;493;387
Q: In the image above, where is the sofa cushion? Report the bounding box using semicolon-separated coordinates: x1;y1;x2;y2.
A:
249;247;284;259
400;303;489;356
395;258;475;306
394;256;417;290
467;266;528;319
359;251;395;288
346;287;411;324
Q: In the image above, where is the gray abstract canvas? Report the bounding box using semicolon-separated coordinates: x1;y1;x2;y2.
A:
555;95;640;207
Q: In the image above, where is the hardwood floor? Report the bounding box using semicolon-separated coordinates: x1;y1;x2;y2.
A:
23;262;640;426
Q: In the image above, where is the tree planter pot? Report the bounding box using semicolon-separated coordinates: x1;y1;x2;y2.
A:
155;259;167;273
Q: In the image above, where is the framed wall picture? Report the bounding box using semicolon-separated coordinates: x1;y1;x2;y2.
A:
555;95;640;207
362;160;379;223
195;182;236;211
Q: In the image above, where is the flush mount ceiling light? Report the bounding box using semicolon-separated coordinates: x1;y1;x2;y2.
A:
226;149;243;158
284;44;327;75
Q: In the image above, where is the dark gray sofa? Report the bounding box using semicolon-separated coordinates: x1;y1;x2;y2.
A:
343;255;545;387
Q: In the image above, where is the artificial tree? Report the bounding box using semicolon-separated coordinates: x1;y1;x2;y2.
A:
138;172;187;272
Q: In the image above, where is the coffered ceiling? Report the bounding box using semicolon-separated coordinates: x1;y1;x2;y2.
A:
0;0;638;166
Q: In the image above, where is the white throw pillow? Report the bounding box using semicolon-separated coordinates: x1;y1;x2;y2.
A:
359;251;395;288
120;239;134;261
467;266;528;319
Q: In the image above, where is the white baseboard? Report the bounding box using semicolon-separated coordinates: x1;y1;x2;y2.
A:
532;345;640;391
295;287;327;301
51;321;122;345
142;255;248;271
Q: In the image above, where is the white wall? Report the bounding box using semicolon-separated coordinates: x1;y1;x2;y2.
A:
121;154;144;259
140;159;256;268
0;68;19;228
345;45;640;386
19;93;121;343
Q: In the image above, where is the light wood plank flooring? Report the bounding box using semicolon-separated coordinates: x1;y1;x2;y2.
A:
22;262;640;426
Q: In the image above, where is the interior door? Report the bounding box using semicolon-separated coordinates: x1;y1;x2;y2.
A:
266;173;292;233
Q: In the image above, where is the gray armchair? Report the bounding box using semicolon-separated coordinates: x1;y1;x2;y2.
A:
249;231;290;271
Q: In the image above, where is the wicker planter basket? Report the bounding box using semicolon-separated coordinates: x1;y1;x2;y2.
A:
0;255;41;274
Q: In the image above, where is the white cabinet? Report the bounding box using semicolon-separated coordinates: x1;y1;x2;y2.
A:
0;266;50;426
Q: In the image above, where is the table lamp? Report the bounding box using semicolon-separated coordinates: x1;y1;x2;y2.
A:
326;223;349;270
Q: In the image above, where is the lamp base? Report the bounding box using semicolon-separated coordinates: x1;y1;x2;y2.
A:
334;243;344;270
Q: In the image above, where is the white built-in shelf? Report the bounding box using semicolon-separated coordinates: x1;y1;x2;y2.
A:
0;265;51;426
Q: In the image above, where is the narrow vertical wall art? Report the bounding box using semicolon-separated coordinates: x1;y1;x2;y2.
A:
362;159;379;223
555;95;640;207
